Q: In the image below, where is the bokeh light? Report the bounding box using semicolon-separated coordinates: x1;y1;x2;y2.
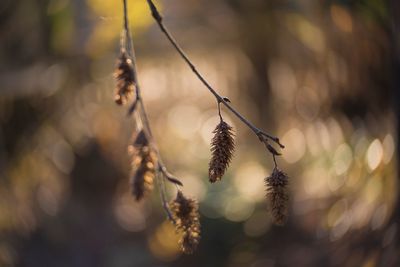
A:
0;0;398;266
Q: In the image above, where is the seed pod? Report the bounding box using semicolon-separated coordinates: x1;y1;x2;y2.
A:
169;191;201;254
114;52;136;105
169;191;200;230
129;130;157;201
208;120;235;183
265;168;289;225
180;225;201;254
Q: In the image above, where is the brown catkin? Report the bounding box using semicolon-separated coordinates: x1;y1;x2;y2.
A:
208;120;235;183
129;130;157;201
114;51;136;105
265;168;289;225
180;225;201;254
169;191;201;254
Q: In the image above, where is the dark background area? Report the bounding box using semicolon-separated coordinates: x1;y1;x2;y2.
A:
0;0;399;266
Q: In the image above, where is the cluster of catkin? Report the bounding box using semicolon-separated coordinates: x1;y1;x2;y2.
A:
114;0;289;255
114;50;201;254
208;113;289;226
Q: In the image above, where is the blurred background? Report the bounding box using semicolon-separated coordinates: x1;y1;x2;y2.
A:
0;0;399;266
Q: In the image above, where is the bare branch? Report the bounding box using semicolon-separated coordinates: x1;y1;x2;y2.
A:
121;0;182;221
145;0;284;151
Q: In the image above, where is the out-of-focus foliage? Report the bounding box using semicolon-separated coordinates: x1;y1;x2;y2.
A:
0;0;398;266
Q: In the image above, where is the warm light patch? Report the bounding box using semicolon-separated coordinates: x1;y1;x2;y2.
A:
174;172;207;201
268;60;297;103
330;5;353;33
114;195;147;232
382;134;394;164
234;162;267;201
86;0;155;57
224;196;255;222
167;105;202;139
286;14;325;53
148;222;181;261
366;139;383;171
282;128;306;163
333;143;353;175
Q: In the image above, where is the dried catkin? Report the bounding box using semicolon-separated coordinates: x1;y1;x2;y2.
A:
208;120;235;183
169;191;201;254
114;52;136;105
180;225;201;254
129;130;157;201
265;168;289;225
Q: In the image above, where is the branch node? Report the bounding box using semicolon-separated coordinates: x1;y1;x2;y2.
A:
222;97;231;103
265;142;282;156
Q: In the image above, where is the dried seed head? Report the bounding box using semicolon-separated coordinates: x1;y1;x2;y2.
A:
208;120;235;183
170;191;201;254
180;225;201;254
265;168;289;225
169;191;200;230
114;52;136;105
129;130;157;201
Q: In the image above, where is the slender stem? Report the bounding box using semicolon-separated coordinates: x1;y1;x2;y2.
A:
217;101;223;122
123;0;128;34
156;170;175;222
145;0;284;149
273;154;277;169
122;0;177;179
122;0;181;219
122;0;139;99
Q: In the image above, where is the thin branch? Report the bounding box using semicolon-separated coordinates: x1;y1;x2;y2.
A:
273;155;278;169
159;165;183;187
156;170;175;223
217;100;223;122
145;0;284;150
122;0;139;99
122;0;182;218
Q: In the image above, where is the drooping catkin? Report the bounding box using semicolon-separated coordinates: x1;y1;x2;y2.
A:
129;130;157;201
169;191;201;254
114;51;136;105
208;120;235;183
180;225;201;254
265;168;289;225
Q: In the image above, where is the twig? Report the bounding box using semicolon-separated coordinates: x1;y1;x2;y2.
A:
122;0;138;97
159;165;183;186
217;100;223;122
156;171;175;223
122;0;177;180
145;0;284;150
122;0;181;219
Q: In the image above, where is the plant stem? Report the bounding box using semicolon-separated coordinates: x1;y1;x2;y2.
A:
145;0;284;149
122;0;180;220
